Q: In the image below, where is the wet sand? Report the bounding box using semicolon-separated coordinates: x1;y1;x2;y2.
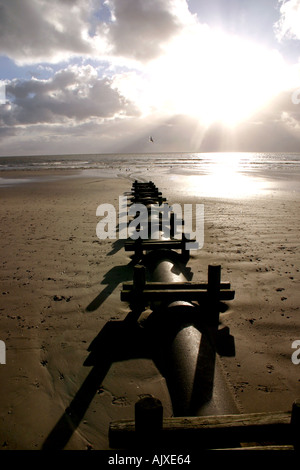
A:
0;169;299;450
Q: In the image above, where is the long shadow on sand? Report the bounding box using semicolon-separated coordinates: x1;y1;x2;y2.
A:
41;314;152;450
43;244;235;449
85;259;135;312
42;302;234;450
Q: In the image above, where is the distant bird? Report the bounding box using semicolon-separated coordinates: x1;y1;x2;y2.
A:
149;136;154;143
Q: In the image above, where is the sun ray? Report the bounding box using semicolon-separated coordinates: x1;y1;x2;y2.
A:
113;24;294;131
147;27;290;126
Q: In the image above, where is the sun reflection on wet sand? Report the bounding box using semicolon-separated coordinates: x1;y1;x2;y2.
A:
183;171;270;199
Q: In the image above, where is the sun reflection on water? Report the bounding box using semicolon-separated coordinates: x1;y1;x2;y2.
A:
169;154;271;199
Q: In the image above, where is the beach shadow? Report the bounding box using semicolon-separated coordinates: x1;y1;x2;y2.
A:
43;237;235;449
42;361;111;450
42;303;235;449
84;317;153;366
106;208;129;256
85;247;192;313
42;314;153;450
85;261;135;312
106;238;125;256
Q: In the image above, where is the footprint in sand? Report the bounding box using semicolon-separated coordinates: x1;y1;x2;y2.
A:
112;396;131;407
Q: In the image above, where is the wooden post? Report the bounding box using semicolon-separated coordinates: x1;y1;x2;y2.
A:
135;396;163;447
135;237;143;260
130;264;146;317
291;399;300;451
170;212;175;238
207;264;221;326
181;233;190;260
133;264;146;292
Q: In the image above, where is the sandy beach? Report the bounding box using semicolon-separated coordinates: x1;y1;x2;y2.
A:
0;168;299;450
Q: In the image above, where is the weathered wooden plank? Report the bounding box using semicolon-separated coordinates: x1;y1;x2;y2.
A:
131;195;162;200
163;412;291;429
124;239;195;251
131;189;162;194
109;411;292;449
135;396;163;447
121;288;235;302
122;281;232;290
217;445;294;451
130;197;167;203
133;264;146;291
110;411;291;434
132;182;155;187
291;399;300;451
207;264;221;325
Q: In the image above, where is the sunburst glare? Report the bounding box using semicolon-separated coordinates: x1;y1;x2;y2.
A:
144;28;289;126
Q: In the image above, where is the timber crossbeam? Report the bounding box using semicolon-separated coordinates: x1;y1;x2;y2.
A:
121;264;234;307
124;239;193;251
121;287;235;302
109;397;300;451
122;281;232;290
124;237;194;259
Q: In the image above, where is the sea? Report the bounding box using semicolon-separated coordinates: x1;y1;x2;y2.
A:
0;152;300;198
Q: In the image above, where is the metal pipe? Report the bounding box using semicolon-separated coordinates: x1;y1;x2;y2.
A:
144;250;238;417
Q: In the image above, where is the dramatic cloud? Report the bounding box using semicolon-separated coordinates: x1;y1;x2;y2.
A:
0;0;102;64
103;0;194;61
1;64;139;128
0;0;194;65
1;0;300;155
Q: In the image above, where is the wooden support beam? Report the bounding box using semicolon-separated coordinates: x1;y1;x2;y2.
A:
125;239;182;251
121;264;234;308
131;194;162;200
133;264;146;291
291;399;300;451
130;197;167;204
181;233;190;260
170;212;175;238
131;189;161;195
131;191;160;195
124;238;195;252
130;264;146;316
121;287;235;303
215;445;294;451
208;264;221;325
122;281;232;291
134;396;163;447
109;410;294;450
132;181;155;187
131;199;165;204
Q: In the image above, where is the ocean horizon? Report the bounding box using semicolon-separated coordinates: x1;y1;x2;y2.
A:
1;152;300;197
1;151;300;169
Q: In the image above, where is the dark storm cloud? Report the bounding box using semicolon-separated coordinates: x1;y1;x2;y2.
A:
0;0;189;65
103;0;186;61
1;0;300;155
1;64;139;126
0;0;96;64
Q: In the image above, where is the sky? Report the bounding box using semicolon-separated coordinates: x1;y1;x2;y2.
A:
0;0;300;156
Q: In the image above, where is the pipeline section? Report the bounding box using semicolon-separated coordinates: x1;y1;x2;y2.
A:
122;181;238;416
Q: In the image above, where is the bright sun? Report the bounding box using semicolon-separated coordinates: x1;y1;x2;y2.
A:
127;27;289;127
